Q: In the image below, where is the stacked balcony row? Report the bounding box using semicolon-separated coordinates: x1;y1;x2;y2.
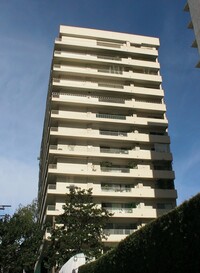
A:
48;143;172;161
47;161;174;180
50;126;169;143
55;35;159;63
45;200;175;219
54;50;160;70
46;182;177;199
52;79;164;98
51;92;165;113
50;110;167;128
52;64;161;84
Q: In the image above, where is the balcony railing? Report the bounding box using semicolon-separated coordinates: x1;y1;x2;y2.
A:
52;91;127;104
104;228;135;235
98;97;125;104
49;164;57;169
48;184;56;190
51;110;59;115
136;99;162;104
101;186;131;192
96;113;126;120
98;68;123;75
54;49;125;63
101;167;130;173
50;127;58;132
100;148;129;154
98;82;124;89
49;145;57;150
97;55;121;61
99;130;128;136
103;207;133;213
97;41;122;48
47;205;56;211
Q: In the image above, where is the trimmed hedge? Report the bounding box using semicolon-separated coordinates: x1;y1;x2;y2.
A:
79;193;200;273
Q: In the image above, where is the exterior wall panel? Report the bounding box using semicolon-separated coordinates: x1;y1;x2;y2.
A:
37;26;177;246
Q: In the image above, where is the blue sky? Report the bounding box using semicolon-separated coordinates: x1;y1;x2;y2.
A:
0;0;200;214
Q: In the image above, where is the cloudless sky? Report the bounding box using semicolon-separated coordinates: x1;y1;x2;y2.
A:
0;0;200;214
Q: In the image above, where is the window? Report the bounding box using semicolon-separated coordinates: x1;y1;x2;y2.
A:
157;203;173;210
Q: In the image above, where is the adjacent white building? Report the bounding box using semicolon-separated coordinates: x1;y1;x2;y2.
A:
37;26;177;270
184;0;200;67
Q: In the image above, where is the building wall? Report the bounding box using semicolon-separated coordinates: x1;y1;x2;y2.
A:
185;0;200;67
37;26;177;247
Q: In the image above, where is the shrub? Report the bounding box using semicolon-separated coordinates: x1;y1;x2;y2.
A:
79;193;200;273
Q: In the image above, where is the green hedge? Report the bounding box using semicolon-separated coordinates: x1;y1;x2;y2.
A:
79;193;200;273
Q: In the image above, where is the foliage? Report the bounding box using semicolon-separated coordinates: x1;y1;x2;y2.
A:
0;200;43;273
44;187;112;269
79;193;200;273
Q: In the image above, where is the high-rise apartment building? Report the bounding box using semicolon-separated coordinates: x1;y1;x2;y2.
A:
37;26;177;268
184;0;200;67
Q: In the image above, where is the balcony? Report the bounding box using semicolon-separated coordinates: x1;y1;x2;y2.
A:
46;205;60;216
44;228;51;240
55;36;159;59
104;228;135;237
96;113;126;120
101;206;160;219
100;147;129;154
102;233;132;243
49;127;170;144
48;143;172;163
52;78;164;98
44;227;135;242
52;64;162;84
103;207;133;213
48;163;175;180
101;166;131;173
99;186;177;199
99;130;127;137
101;185;131;192
51;92;166;113
48;184;56;190
98;96;125;104
51;110;168;128
53;50;160;71
51;92;133;109
45;182;177;200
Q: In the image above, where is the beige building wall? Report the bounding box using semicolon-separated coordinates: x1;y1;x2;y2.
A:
38;26;177;247
185;0;200;67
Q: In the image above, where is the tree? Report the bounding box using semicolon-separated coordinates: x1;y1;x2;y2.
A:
45;187;112;269
0;200;43;273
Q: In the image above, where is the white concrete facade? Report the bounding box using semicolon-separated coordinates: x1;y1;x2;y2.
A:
38;26;177;246
185;0;200;67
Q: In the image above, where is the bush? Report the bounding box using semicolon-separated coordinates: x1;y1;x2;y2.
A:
79;193;200;273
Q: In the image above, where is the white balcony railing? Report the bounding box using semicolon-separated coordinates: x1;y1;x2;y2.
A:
53;64;160;83
103;207;133;213
52;92;128;104
48;184;56;190
47;205;56;211
100;148;129;154
98;82;124;89
96;113;126;120
97;55;122;61
99;130;128;136
51;110;168;127
101;186;131;192
104;228;135;235
101;167;131;173
96;41;122;48
54;49;159;70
